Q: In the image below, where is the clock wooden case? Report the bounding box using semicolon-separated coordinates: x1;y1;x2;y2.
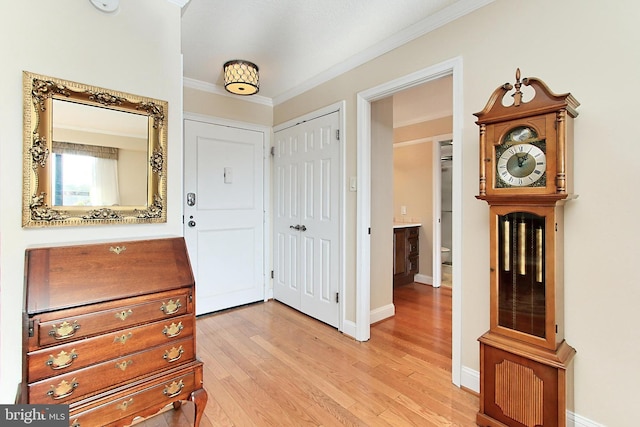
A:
475;69;578;427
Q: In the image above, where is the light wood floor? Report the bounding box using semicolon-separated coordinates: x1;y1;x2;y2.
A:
138;283;478;426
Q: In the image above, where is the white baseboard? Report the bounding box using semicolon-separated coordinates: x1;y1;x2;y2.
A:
568;411;605;427
414;273;432;285
461;366;603;427
341;319;357;339
461;365;480;393
370;303;395;324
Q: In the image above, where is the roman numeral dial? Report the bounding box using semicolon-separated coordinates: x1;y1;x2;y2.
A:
496;143;546;187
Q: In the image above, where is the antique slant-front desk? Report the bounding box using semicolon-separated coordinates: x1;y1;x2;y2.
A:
19;237;207;426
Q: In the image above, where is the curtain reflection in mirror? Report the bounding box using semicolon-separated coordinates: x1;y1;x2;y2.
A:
51;141;120;207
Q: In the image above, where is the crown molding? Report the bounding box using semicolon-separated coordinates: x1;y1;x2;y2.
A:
272;0;494;105
166;0;190;7
183;77;274;107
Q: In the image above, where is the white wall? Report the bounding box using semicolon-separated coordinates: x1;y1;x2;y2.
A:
370;97;394;312
0;0;184;403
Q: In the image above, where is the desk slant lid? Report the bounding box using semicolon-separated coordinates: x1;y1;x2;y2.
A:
24;237;194;314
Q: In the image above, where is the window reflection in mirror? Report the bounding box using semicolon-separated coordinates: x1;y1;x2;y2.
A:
51;100;148;207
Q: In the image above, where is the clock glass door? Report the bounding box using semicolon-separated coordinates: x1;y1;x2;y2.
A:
497;212;546;338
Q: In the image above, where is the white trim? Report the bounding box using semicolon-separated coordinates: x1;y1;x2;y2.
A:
370;304;395;324
461;366;480;393
183;77;274;107
274;0;493;105
413;273;432;285
394;111;453;129
393;132;453;149
183;112;272;306
356;57;463;387
341;320;357;339
272;101;347;333
568;412;606;427
166;0;189;8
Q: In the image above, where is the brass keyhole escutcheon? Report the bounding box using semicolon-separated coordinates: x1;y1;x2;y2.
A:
115;360;133;371
117;398;134;412
115;309;133;321
113;333;133;344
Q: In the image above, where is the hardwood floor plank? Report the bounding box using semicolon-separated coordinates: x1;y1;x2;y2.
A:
135;283;478;426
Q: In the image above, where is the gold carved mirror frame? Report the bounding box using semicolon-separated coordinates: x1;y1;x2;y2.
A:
22;71;168;227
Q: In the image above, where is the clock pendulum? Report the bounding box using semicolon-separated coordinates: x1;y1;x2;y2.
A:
474;69;579;427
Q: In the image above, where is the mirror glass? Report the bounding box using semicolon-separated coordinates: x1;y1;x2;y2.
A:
22;72;168;227
52;100;149;207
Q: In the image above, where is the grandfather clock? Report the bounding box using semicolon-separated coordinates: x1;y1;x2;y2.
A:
475;69;578;427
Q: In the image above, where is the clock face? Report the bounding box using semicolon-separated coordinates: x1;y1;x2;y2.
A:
496;143;546;187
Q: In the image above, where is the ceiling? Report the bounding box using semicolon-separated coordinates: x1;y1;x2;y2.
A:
180;0;490;107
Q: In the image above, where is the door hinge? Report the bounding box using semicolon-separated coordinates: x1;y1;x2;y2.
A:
270;146;275;156
336;129;340;140
28;320;34;337
271;270;274;279
368;227;371;235
555;324;558;334
336;292;339;303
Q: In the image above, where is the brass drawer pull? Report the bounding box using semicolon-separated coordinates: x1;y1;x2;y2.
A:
117;398;134;412
49;321;80;340
162;379;184;398
162;322;183;338
163;345;184;363
114;309;133;321
113;333;133;344
46;349;78;370
160;299;182;315
115;360;133;371
47;378;78;400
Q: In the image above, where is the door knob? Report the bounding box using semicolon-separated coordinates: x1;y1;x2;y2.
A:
300;225;307;232
290;225;300;230
188;220;196;227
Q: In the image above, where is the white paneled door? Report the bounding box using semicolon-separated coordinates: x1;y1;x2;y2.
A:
273;111;341;328
184;120;265;316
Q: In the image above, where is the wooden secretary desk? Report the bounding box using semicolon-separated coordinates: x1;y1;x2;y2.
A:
18;237;207;427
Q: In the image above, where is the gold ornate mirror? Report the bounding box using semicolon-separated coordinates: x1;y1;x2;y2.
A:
22;71;168;227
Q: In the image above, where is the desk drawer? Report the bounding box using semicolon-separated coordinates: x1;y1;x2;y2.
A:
28;315;194;382
28;337;195;404
69;364;201;427
33;289;190;348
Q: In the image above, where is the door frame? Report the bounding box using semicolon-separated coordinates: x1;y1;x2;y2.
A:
273;101;346;332
356;57;463;386
183;112;272;302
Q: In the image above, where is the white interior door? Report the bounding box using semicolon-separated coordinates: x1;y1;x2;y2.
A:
273;111;341;328
184;120;265;315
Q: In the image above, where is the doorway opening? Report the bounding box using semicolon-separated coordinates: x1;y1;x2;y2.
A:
356;57;463;386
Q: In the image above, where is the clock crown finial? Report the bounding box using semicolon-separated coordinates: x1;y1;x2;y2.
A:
512;68;523;107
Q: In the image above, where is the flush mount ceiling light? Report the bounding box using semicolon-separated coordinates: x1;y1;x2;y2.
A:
223;60;259;95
